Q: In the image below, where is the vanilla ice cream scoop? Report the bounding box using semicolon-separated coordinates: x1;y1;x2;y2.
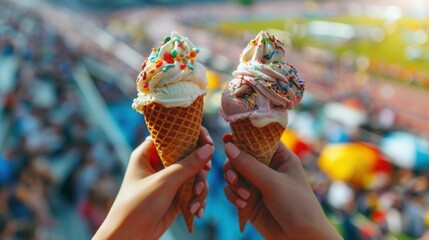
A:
221;31;305;128
132;31;207;109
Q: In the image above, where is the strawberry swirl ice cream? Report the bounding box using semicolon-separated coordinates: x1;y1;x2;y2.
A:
221;31;305;128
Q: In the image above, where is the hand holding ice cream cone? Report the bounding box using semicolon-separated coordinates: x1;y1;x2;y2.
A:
132;31;208;232
221;31;305;231
93;129;213;240
223;137;342;240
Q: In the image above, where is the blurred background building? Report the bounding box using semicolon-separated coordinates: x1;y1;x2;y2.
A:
0;0;428;239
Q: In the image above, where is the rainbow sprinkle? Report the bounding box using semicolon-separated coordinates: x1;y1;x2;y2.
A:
162;64;175;72
187;62;195;70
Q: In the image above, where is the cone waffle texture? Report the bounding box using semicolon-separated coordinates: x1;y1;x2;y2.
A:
231;119;285;232
136;96;204;233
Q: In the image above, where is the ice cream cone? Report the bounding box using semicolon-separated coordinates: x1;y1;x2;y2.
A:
221;32;305;231
137;95;204;232
231;119;284;231
132;31;208;233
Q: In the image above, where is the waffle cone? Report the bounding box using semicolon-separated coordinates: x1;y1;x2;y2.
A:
137;96;204;233
230;119;285;232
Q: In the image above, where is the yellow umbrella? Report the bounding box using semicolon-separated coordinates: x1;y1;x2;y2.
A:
425;210;429;227
281;129;298;148
318;143;389;187
205;69;221;91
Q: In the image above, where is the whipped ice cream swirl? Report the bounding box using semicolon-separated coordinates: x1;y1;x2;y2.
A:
132;31;207;109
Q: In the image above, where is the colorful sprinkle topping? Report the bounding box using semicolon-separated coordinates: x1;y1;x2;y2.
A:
187;62;195;70
162;64;175;72
137;31;203;92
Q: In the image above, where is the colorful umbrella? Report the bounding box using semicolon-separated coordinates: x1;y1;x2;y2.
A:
318;142;391;187
381;132;429;169
205;68;221;92
281;129;311;159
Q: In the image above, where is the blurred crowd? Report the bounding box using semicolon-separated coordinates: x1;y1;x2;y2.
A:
290;104;429;239
0;2;123;239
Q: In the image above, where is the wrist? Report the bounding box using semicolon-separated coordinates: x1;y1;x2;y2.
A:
92;212;134;240
286;205;342;240
308;216;343;240
92;219;117;240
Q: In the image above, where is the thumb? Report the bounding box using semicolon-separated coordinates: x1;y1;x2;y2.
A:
162;144;213;189
224;142;274;193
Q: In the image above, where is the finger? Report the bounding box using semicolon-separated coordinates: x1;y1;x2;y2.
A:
200;126;214;146
227;179;251;201
146;137;164;172
224;142;275;193
193;169;209;195
190;180;209;215
223;159;251;200
270;142;302;173
224;186;247;209
201;199;206;210
196;200;206;218
162;144;213;189
223;158;238;184
125;137;158;180
269;142;289;170
203;159;212;171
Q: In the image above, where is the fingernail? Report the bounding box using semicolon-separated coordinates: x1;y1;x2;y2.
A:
197;145;213;159
196;208;204;218
190;202;201;214
225;143;240;159
237;188;250;200
195;182;204;195
236;198;247;209
144;136;153;141
226;170;238;184
222;134;233;144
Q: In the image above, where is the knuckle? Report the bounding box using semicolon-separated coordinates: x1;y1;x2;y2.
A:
203;181;209;195
195;171;204;181
130;149;140;161
200;126;208;135
227;181;238;192
222;159;230;171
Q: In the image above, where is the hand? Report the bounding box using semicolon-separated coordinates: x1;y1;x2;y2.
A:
93;127;214;240
223;134;342;240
